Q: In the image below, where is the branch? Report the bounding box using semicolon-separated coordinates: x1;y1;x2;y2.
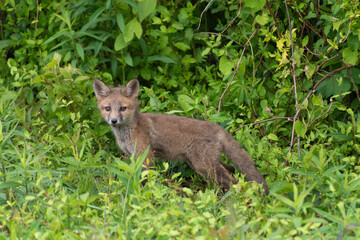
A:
35;0;40;30
221;1;242;34
174;32;242;45
217;26;260;112
284;0;300;155
311;66;352;94
290;99;334;150
313;55;338;81
340;16;353;44
308;98;333;128
288;65;355;152
266;0;281;37
297;66;352;116
232;117;293;133
335;54;360;104
196;0;215;31
296;10;328;45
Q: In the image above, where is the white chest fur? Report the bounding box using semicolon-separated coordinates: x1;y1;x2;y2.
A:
111;125;134;156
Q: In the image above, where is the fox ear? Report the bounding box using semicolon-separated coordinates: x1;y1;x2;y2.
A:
93;79;111;98
123;79;139;98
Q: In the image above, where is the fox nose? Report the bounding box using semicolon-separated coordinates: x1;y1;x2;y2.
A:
111;119;117;124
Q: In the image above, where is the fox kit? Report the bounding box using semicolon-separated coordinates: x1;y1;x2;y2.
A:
93;79;269;195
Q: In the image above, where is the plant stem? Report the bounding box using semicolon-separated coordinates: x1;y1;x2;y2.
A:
218;26;260;113
284;0;300;155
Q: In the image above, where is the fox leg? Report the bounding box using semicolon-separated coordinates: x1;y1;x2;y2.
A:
221;163;235;175
186;140;237;190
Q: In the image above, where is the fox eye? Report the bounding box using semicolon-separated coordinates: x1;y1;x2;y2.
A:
105;106;111;111
120;106;127;112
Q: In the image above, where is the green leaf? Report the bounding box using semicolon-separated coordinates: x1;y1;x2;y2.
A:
201;47;211;56
57;156;81;168
81;6;106;32
147;55;176;64
303;98;308;109
244;0;266;13
208;112;231;123
0;181;22;190
0;121;2;142
140;68;151;80
239;61;246;75
114;34;127;51
172;22;184;30
268;134;279;141
121;0;140;12
106;166;129;179
178;95;194;112
219;56;233;76
295;120;307;137
343;48;358;65
317;76;351;98
25;196;36;201
75;43;84;60
312;94;324;107
80;192;89;203
302;36;309;46
0;40;15;50
174;42;190;51
255;15;268;25
295;103;306;110
139;0;157;22
125;18;142;42
182;187;194;196
42;29;69;46
312;208;343;223
333;21;341;31
117;13;125;34
115;159;133;173
106;0;111;9
346;108;354;117
0;91;18;102
124;52;133;66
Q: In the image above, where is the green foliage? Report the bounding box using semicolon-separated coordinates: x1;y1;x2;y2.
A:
1;0;360;238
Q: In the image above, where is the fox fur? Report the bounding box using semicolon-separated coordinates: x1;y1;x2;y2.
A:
93;79;269;195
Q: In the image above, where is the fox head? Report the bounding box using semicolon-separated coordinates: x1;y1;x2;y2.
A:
93;79;139;127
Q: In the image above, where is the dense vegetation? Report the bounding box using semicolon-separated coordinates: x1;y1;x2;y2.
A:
1;0;360;238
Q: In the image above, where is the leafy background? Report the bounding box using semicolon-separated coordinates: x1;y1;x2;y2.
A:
1;0;360;238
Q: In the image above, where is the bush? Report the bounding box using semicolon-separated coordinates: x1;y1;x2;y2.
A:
1;0;360;238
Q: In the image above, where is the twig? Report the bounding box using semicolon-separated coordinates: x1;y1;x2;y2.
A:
308;99;333;128
340;17;353;44
284;0;300;155
221;1;242;34
175;0;185;8
217;26;260;112
288;66;354;151
335;54;360;104
311;66;353;95
196;0;215;31
313;55;338;81
232;117;293;133
296;10;328;45
266;0;281;37
292;99;334;150
175;32;242;45
305;46;320;56
35;0;39;30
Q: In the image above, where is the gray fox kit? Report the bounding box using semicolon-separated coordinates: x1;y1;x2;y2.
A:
93;79;269;195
